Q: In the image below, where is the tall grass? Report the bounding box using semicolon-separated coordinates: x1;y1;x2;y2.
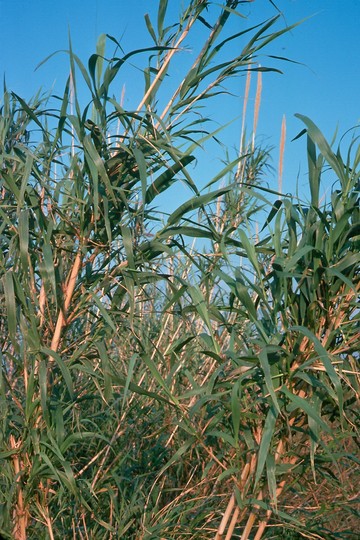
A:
0;1;359;539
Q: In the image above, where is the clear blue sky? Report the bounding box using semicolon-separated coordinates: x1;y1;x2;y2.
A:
1;0;359;204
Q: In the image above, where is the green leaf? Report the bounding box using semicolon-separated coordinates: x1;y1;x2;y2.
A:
42;243;57;302
235;282;257;321
121;225;135;270
90;293;116;332
18;210;29;271
231;381;241;446
145;13;157;44
296;114;346;187
133;147;147;202
42;347;74;400
3;272;16;340
39;359;50;426
255;405;278;486
282;385;331;434
60;432;106;453
96;33;106;83
12;92;47;135
290;326;344;418
96;341;113;402
238;228;262;279
157;0;168;39
83;135;116;204
167;186;232;226
121;354;138;412
159;225;216;240
259;348;281;414
266;452;277;507
261;199;282;232
188;285;218;351
158;438;196;476
145;156;195;204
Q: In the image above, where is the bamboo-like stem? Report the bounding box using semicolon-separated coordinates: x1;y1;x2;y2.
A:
215;493;236;539
219;362;311;540
50;249;82;354
10;435;28;540
225;506;240;540
39;282;46;328
247;383;309;539
240;490;264;540
36;502;55;540
46;517;55;540
215;458;255;539
253;477;288;540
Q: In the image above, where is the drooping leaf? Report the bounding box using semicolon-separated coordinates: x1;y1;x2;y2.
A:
167;186;232;226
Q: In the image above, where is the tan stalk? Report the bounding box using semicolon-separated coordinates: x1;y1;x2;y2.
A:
252;69;262;151
226;506;240;540
48;87;81;359
253;477;289;540
219;332;318;540
146;469;205;530
10;434;28;540
239;66;251;165
215;193;223;233
40;186;45;215
39;282;46;327
74;445;108;479
241;67;251;150
136;13;197;118
82;514;89;540
31;249;83;537
240;490;265;540
216;493;236;540
23;348;28;395
250;413;307;539
36;502;55;540
235;66;252;184
166;72;228;132
242;341;315;539
50;250;82;354
215;457;255;539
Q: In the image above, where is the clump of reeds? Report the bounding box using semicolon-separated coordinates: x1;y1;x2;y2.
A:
0;2;359;539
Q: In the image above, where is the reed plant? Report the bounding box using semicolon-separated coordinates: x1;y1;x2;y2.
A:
0;1;359;539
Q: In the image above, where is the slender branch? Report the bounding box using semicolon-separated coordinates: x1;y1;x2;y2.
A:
136;12;197;115
50;250;82;353
159;0;236;124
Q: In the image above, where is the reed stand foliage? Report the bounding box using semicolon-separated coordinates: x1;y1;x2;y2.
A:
0;1;359;538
